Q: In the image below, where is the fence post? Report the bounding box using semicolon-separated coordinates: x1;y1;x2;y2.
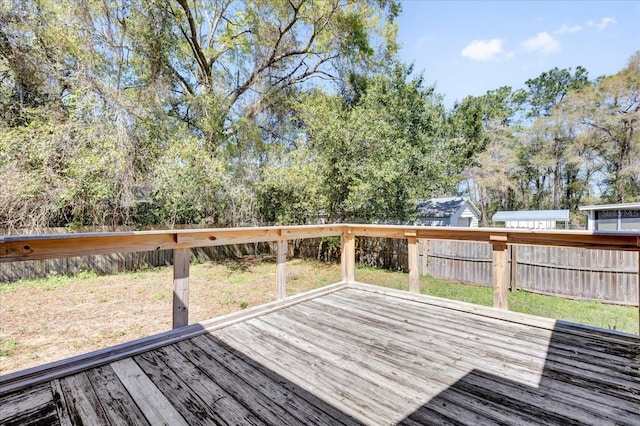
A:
491;234;509;310
341;229;355;283
173;248;190;328
408;237;420;293
509;245;517;291
276;239;287;300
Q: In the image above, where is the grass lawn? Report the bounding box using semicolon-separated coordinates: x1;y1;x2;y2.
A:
1;258;638;375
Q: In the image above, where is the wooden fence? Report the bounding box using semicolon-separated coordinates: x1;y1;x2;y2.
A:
424;240;639;306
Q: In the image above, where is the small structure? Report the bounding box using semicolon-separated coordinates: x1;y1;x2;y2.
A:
579;202;640;231
415;197;480;227
492;210;570;229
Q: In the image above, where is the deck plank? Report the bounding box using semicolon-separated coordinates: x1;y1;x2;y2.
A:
214;323;397;425
110;358;188;426
57;372;111;424
0;383;58;426
338;288;640;362
253;306;557;425
50;380;72;426
324;289;640;386
191;334;363;426
158;344;267;425
133;349;226;426
172;338;310;426
84;365;150;426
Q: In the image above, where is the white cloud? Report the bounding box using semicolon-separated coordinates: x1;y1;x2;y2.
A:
589;17;616;31
555;24;582;35
460;39;503;61
521;32;560;53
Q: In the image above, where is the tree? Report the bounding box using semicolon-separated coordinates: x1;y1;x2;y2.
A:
256;147;323;224
449;86;522;176
0;0;401;229
119;0;400;149
522;66;589;117
465;125;519;225
281;63;451;223
511;66;592;211
571;52;640;202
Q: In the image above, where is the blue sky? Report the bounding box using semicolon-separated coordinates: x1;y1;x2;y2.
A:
396;0;640;108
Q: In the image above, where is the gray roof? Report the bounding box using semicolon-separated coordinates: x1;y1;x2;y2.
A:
416;197;477;218
578;202;640;211
492;210;569;222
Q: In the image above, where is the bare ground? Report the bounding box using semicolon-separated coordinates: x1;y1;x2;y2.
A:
0;258;341;375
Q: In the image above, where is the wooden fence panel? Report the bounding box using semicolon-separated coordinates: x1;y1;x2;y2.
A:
516;245;638;305
423;240;639;306
425;240;493;287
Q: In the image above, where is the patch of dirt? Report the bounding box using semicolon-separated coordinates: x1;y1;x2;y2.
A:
0;258;341;375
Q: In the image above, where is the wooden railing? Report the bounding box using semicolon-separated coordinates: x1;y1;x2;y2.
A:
1;224;639;329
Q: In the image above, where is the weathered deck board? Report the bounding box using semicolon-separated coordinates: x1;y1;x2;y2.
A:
84;365;149;426
1;283;639;426
0;383;58;426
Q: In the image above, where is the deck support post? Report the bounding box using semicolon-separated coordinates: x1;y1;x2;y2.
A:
341;229;355;283
408;237;420;293
276;239;287;301
491;235;509;310
172;248;190;328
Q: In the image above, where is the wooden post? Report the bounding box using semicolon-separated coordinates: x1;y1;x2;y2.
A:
509;245;517;291
341;229;355;283
276;239;287;301
172;248;190;328
491;237;509;310
408;237;420;293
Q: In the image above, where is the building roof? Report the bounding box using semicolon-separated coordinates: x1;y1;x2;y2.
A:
492;209;570;222
416;197;479;218
578;202;640;212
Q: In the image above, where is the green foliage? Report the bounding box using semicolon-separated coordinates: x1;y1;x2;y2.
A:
0;338;18;357
454;54;638;221
291;62;453;222
1;0;637;230
523;66;590;117
257;148;323;224
151;134;225;226
0;0;400;230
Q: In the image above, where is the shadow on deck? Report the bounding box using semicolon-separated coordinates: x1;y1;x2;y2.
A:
1;282;639;425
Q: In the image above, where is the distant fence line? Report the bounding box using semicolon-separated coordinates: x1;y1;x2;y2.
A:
424;240;638;306
1;228;638;306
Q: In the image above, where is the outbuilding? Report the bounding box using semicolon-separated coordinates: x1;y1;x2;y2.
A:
492;210;570;229
415;197;480;227
578;202;640;231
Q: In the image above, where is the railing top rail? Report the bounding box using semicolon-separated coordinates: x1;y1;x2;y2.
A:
1;224;639;262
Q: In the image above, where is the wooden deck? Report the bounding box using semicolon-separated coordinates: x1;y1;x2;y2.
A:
1;282;639;425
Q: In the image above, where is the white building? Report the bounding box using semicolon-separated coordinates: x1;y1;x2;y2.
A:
579;202;640;231
492;210;569;229
415;198;480;227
